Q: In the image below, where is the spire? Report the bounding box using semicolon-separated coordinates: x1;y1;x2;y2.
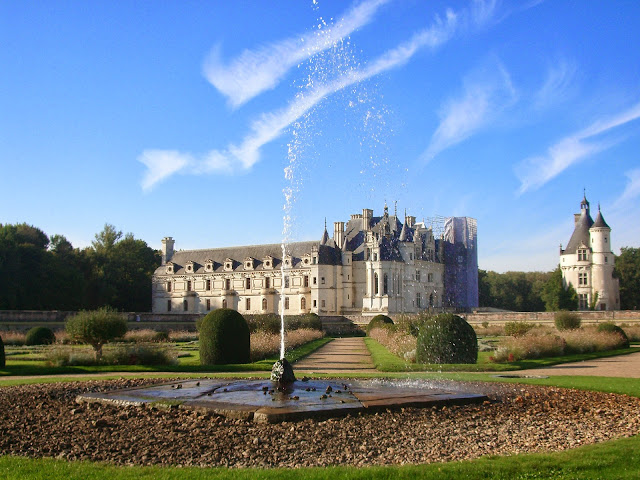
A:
320;219;329;245
580;190;590;213
398;220;409;242
592;205;610;229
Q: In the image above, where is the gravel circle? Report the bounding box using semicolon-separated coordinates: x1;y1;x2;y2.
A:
1;378;639;468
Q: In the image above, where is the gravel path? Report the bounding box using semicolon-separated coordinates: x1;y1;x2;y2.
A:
1;378;639;468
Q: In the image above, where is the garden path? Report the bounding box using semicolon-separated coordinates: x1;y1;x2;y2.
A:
519;347;640;378
292;337;377;373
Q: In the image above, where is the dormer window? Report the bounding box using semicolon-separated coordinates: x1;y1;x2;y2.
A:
578;249;588;261
244;257;255;270
166;263;174;274
205;259;214;272
302;254;311;265
263;255;274;269
224;258;233;272
283;255;292;268
185;261;194;273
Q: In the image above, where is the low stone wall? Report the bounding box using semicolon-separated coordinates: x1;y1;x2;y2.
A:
462;310;640;325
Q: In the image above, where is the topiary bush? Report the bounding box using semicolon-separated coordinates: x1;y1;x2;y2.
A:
504;321;536;337
597;323;629;348
416;313;478;364
554;311;581;331
25;327;56;346
199;308;250;365
245;314;281;334
66;307;128;362
0;335;5;368
366;314;394;334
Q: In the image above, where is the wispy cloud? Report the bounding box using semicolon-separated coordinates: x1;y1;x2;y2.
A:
139;150;193;192
534;58;577;109
140;1;500;191
203;0;390;108
613;168;640;208
515;101;640;194
420;59;517;163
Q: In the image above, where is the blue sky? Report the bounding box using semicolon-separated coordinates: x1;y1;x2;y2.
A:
1;0;639;272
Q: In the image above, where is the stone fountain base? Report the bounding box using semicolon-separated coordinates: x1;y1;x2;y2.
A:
76;378;488;423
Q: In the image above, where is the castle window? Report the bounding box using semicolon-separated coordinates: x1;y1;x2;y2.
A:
313;277;317;285
578;272;588;285
167;282;172;292
416;269;421;282
416;292;421;309
246;277;251;290
183;300;188;311
428;272;434;283
206;279;211;291
313;300;317;307
605;256;608;263
222;299;227;308
321;277;325;285
285;297;289;310
206;299;211;310
246;298;251;310
373;253;378;261
285;276;290;288
167;300;171;312
265;277;271;289
225;278;231;290
304;276;309;287
374;273;379;295
383;274;388;295
262;298;267;310
301;297;306;310
578;293;588;310
187;281;192;292
578;249;588;261
321;300;326;308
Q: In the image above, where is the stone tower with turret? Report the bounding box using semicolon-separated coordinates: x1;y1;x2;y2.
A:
560;194;620;310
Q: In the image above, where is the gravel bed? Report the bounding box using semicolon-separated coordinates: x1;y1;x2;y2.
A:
1;378;639;468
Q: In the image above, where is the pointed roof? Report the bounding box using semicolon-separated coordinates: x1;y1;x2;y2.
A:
320;218;330;245
398;221;409;242
591;205;610;229
564;209;594;254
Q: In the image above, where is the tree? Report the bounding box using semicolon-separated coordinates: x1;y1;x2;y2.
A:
65;308;127;361
541;266;577;311
91;224;122;255
615;247;640;310
478;270;551;311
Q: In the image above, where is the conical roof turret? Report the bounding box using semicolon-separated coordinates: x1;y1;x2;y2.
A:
591;204;611;229
398;220;409;242
320;218;329;246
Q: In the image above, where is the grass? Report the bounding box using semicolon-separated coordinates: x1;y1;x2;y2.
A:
0;337;332;377
364;337;639;373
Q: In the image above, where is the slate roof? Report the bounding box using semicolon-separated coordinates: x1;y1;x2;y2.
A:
156;241;341;276
564;209;594;254
592;209;610;229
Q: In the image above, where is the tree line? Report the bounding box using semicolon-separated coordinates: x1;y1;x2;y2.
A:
0;223;160;312
479;247;640;311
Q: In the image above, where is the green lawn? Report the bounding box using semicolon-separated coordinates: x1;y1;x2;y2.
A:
365;337;639;372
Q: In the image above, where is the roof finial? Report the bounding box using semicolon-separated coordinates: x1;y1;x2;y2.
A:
394;200;397;217
598;202;601;212
324;217;327;230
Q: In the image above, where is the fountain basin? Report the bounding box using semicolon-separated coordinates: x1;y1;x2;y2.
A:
77;378;488;423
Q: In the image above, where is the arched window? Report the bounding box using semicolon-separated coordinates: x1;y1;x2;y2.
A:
301;297;306;310
222;299;227;308
383;273;388;295
262;298;267;310
183;299;188;311
374;273;379;295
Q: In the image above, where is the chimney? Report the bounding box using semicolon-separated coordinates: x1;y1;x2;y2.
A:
362;208;373;231
407;215;416;228
334;222;344;248
161;237;175;265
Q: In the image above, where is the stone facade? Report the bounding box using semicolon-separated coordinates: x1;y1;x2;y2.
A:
152;206;478;316
560;195;620;310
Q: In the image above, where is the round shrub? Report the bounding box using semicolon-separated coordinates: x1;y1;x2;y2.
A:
554;311;581;331
366;314;394;334
0;335;5;368
199;308;250;365
597;323;629;348
25;327;56;346
416;313;478;364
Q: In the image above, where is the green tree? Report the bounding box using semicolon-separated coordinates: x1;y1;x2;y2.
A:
541;266;577;311
478;270;551;311
615;247;640;310
65;308;127;361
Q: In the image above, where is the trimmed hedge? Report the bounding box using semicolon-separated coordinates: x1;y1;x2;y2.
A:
25;327;56;346
243;313;323;334
597;323;630;348
199;308;250;365
366;314;394;334
416;313;478;364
